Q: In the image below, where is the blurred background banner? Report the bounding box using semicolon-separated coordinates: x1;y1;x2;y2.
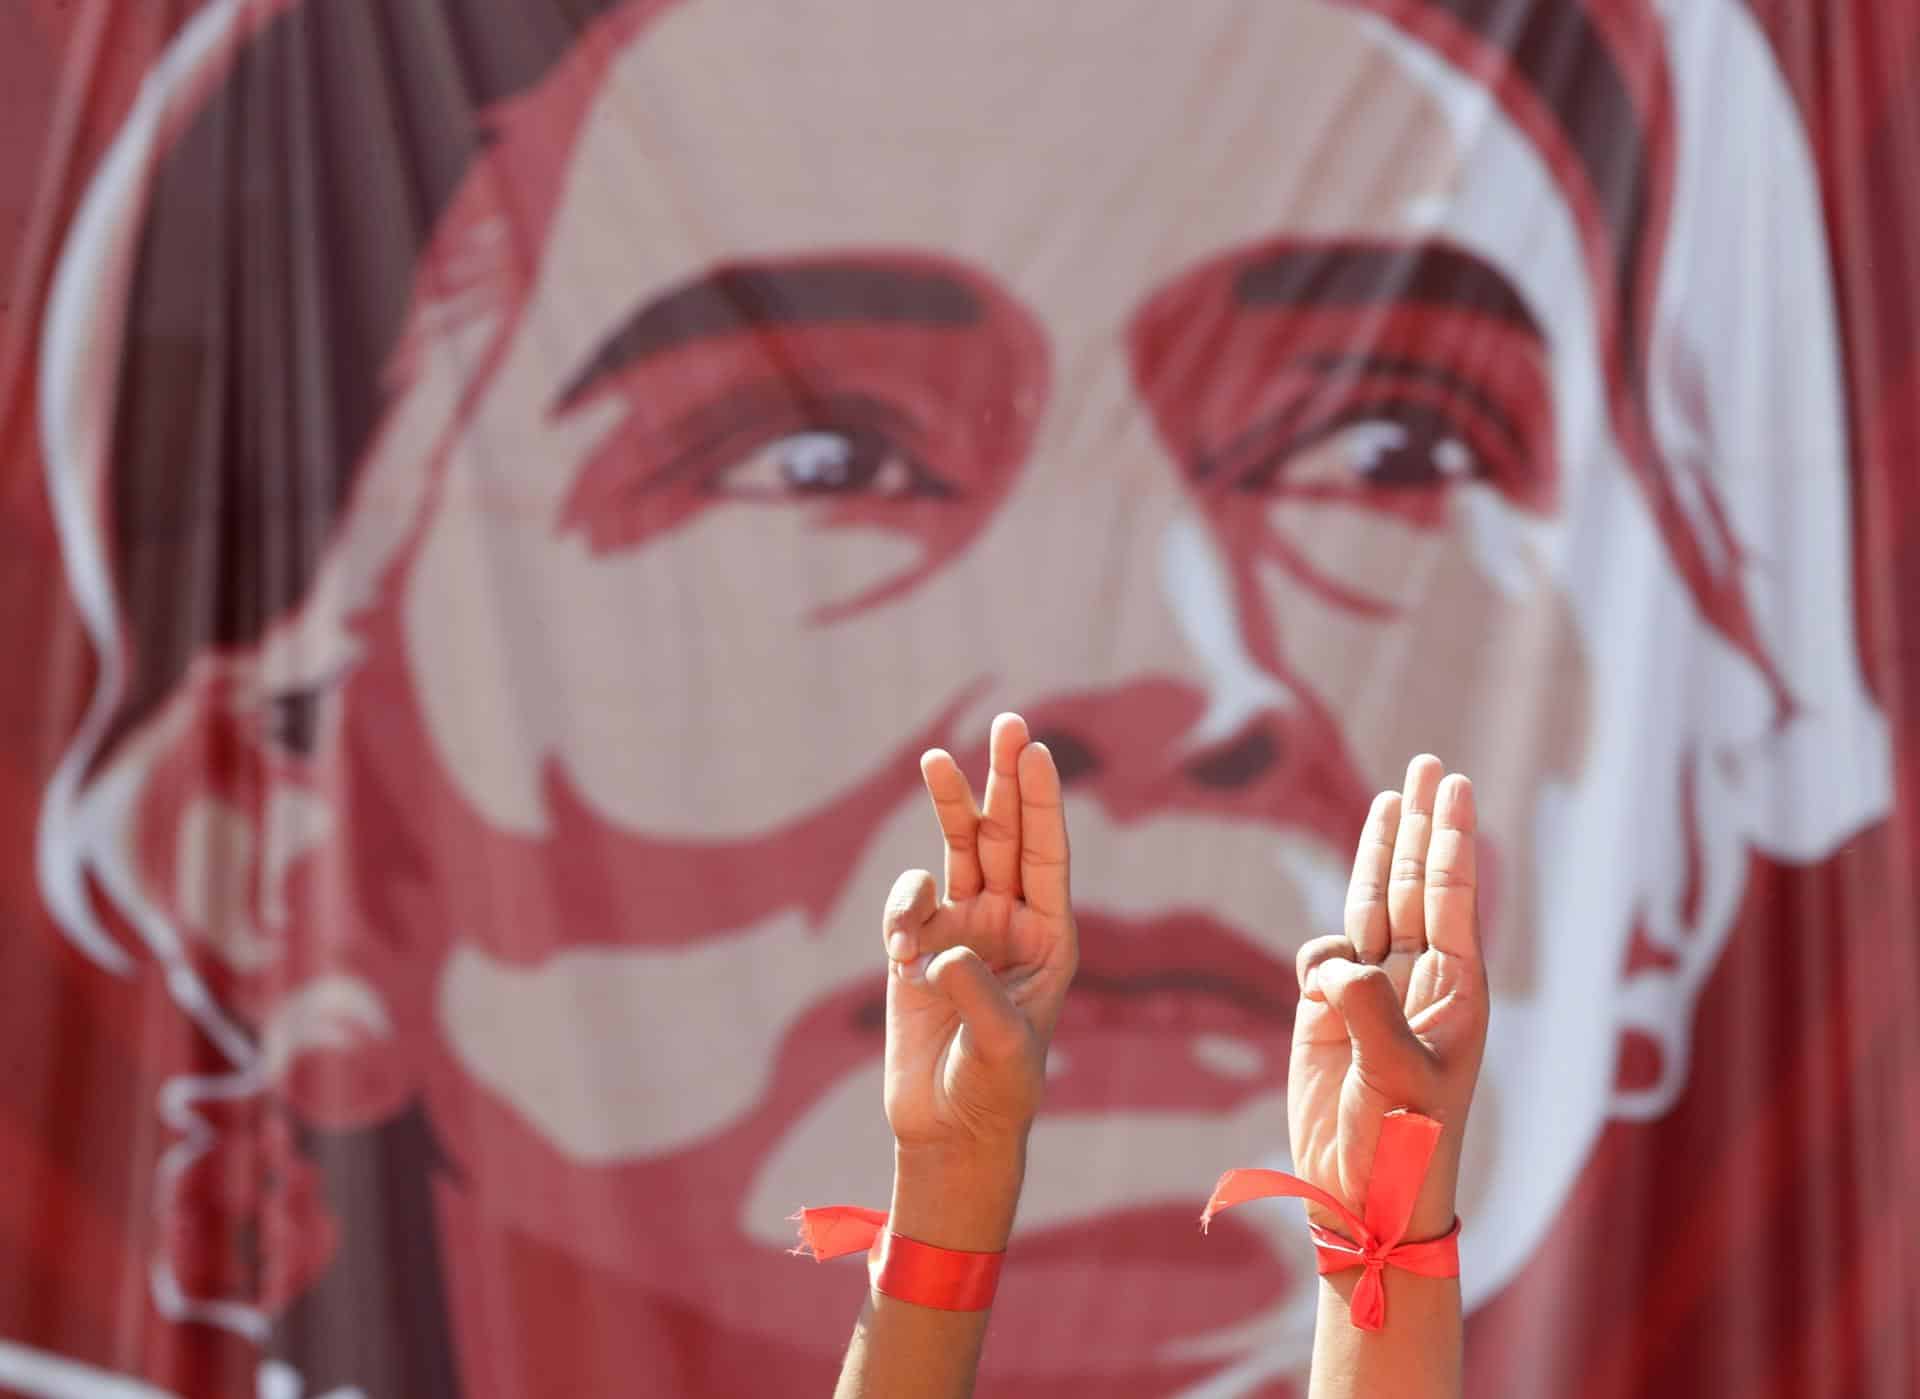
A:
1;1;1916;1394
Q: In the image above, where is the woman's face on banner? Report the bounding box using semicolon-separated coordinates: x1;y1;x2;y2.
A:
282;0;1600;1377
382;0;1601;1366
370;0;1597;1369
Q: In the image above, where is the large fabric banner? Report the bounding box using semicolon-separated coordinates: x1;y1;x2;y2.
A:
1;1;1916;1395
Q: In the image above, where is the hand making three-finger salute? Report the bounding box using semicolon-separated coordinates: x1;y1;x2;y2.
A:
820;736;1487;1399
1286;755;1489;1399
882;713;1076;1185
825;714;1074;1399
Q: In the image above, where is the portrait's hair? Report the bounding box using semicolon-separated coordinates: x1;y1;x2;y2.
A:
89;0;637;769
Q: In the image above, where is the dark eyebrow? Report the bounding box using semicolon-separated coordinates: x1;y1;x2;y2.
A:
556;261;983;409
1234;242;1542;333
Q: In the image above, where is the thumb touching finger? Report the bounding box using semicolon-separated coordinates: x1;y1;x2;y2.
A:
882;869;940;964
924;947;1029;1064
1313;959;1428;1072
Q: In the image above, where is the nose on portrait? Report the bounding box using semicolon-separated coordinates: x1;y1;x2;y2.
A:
928;344;1377;851
995;675;1372;860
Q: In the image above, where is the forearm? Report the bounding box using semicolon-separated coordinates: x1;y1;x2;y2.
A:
832;1141;1024;1399
1308;1269;1461;1399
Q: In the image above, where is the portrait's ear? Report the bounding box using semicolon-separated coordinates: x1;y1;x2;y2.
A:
35;656;328;1007
64;661;413;1132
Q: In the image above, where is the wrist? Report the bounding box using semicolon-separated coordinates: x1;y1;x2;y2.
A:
1305;1146;1459;1244
1310;1198;1457;1245
1403;1146;1461;1243
888;1137;1027;1253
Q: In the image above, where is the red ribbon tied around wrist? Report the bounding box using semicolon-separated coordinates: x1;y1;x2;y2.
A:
1201;1109;1460;1332
791;1207;1004;1312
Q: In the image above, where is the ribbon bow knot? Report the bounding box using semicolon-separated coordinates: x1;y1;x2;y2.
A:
1200;1110;1461;1332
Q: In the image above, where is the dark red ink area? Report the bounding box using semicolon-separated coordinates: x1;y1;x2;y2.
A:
555;255;1048;621
1131;240;1558;525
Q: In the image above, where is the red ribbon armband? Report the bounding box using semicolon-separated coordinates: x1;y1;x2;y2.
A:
791;1207;1004;1312
1201;1109;1460;1332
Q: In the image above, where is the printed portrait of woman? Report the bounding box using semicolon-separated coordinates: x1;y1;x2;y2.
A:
35;0;1889;1394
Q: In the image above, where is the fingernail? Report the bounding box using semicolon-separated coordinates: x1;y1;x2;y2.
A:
886;931;914;962
898;953;932;984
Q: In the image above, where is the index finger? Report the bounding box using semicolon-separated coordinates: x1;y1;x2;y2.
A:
1344;790;1401;964
1423;774;1479;963
921;750;983;901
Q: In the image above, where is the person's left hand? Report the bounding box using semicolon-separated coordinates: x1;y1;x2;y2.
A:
1286;756;1489;1244
879;712;1076;1160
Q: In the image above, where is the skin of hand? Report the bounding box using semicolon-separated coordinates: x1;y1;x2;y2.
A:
878;711;1077;1221
1288;755;1491;1249
833;713;1074;1399
839;737;1485;1399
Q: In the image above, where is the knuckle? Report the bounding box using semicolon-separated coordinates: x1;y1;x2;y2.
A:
1389;857;1427;883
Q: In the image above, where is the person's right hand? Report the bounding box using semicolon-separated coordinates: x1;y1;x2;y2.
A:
1286;756;1489;1244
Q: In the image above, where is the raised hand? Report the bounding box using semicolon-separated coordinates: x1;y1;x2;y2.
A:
1286;756;1489;1244
826;722;1072;1399
881;713;1076;1160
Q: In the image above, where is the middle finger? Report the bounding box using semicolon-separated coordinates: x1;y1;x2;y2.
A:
1387;755;1445;957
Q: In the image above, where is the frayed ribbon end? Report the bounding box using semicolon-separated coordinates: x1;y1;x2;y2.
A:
790;1204;890;1262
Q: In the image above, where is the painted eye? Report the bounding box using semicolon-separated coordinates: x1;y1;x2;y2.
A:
1230;403;1488;496
712;428;945;498
1336;416;1480;488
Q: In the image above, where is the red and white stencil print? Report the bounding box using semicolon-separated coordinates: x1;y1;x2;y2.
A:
1;1;1916;1396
